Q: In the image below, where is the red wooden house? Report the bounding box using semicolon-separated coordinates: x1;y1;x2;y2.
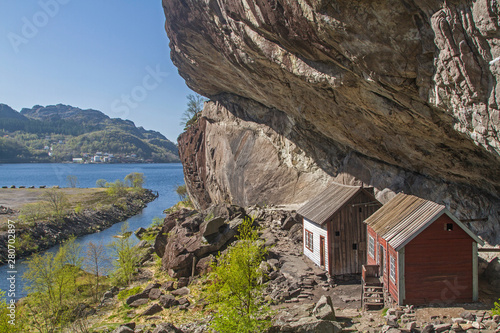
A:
364;193;484;305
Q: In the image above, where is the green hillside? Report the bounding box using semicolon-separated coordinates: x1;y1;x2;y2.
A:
0;104;179;163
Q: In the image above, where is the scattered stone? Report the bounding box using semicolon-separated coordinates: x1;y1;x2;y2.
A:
421;323;434;333
385;329;403;333
460;311;475;321
287;317;341;333
406;321;417;331
471;321;483;329
385;315;399;328
102;290;114;300
483;319;498;329
281;213;300;230
152;322;184;333
288;223;303;243
129;298;149;307
178;297;190;306
159;295;179;308
178;297;190;310
143;282;161;294
140;303;163;317
493;314;500;323
269;270;279;280
177;277;190;288
125;291;149;305
434;323;452;332
135;227;147;238
460;323;474;330
112;326;134;333
171;287;190;297
123;322;136;330
161;281;175;291
149;288;163;300
452;317;465;324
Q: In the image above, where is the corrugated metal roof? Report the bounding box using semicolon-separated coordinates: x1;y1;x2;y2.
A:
297;183;365;225
365;193;484;250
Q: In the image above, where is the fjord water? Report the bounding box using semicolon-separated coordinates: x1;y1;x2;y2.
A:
0;163;184;299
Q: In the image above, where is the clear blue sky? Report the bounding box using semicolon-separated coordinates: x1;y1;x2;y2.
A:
0;0;194;142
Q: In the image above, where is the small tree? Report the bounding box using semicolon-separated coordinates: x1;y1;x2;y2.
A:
84;241;109;302
96;179;107;188
124;172;145;188
105;179;127;198
108;222;139;286
59;236;83;288
175;184;188;202
19;202;48;225
66;175;79;188
41;188;69;217
23;251;69;332
207;217;272;333
180;93;207;129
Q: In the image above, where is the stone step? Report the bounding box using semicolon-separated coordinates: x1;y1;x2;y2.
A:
285;298;299;303
364;302;384;306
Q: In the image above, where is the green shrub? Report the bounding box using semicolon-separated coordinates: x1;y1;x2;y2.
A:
117;286;142;301
492;299;500;316
207;217;272;333
74;203;84;214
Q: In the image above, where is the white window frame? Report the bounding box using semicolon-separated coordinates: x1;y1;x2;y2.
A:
368;235;375;259
305;229;314;252
390;255;396;283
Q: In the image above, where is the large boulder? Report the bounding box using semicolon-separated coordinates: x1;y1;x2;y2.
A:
154;209;198;258
287;317;341;333
159;209;246;278
312;295;336;321
199;217;225;237
484;257;500;288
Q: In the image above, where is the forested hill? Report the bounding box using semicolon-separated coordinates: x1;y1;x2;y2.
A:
0;103;179;163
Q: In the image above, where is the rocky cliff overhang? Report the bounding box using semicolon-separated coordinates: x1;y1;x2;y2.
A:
164;1;500;244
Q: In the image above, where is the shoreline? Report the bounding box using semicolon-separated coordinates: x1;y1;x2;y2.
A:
0;188;158;264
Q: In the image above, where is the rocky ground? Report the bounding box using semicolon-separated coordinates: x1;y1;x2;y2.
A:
82;204;500;333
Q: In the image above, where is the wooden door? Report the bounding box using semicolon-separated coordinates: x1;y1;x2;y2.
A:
379;244;385;277
320;236;325;268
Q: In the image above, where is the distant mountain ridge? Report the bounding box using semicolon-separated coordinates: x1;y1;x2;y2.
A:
0;103;179;163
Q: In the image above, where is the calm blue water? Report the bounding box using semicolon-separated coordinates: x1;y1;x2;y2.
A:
0;163;184;299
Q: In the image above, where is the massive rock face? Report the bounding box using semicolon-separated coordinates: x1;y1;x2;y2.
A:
165;1;500;244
